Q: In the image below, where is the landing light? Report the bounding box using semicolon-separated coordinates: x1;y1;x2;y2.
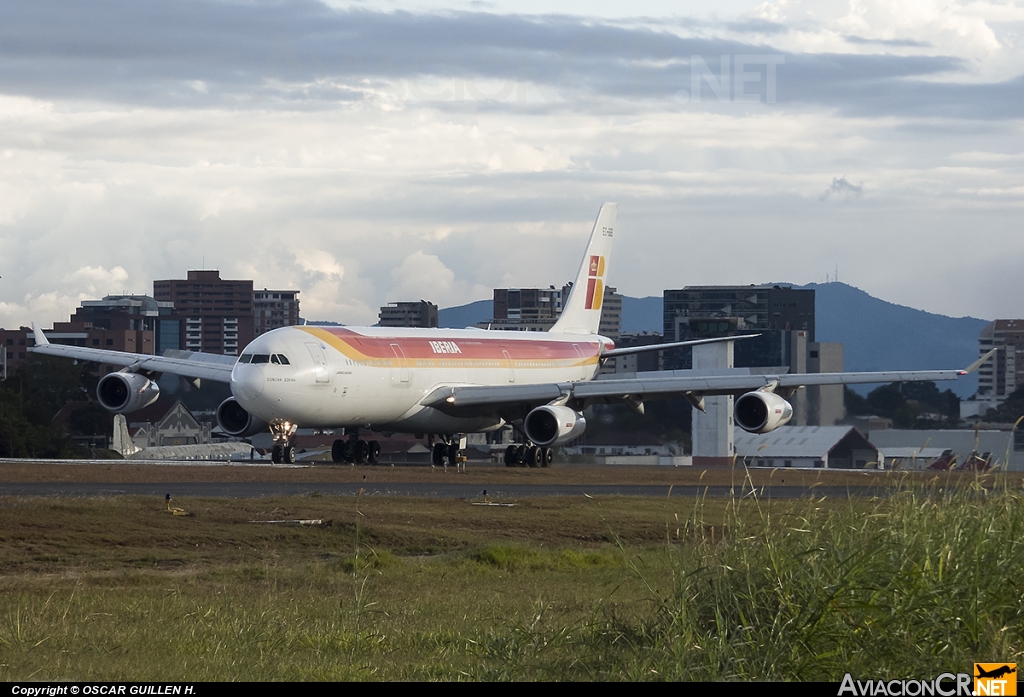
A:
446;396;456;403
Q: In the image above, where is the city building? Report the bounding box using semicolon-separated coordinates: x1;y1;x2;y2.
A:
484;285;621;335
49;295;174;357
601;332;664;375
977;319;1024;403
599;287;622;339
663;284;841;427
3;296;179;378
0;326;33;379
254;289;301;337
663;284;815;367
379;300;439;328
492;286;563;330
153;270;255;355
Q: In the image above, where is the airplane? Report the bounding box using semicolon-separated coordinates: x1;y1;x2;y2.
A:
29;203;993;466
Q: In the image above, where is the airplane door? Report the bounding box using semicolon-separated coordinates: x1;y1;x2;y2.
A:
305;342;330;384
390;343;410;385
502;349;515;383
572;344;587;380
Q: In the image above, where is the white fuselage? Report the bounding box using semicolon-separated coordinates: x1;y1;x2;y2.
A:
230;325;610;433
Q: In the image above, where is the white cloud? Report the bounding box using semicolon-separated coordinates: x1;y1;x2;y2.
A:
390;251;456;304
0;3;1021;331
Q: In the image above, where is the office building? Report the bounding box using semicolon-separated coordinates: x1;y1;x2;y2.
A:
662;284;840;425
486;285;621;335
379;300;439;328
153;270;254;355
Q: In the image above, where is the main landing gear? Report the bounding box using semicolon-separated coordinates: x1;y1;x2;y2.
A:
430;435;466;468
504;443;553;468
331;434;381;465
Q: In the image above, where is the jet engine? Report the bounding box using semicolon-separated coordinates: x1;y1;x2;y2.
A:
523;405;587;447
97;372;160;413
216;398;268;438
734;390;793;434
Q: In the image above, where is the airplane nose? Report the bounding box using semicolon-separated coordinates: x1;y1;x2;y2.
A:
233;366;265;401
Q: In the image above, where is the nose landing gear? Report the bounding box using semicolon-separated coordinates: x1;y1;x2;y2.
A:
269;420;299;464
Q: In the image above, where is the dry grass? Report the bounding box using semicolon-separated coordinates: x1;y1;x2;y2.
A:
0;468;1021;680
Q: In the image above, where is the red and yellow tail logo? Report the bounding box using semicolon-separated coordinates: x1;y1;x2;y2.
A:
585;255;605;310
975;663;1017;696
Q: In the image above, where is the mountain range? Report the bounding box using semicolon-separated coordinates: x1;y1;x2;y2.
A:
437;283;990;398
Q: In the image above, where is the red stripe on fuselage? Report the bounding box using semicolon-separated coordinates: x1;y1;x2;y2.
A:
305;326;601;362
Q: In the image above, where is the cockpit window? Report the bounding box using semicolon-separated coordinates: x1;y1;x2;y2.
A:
271;354;281;365
276;354;290;365
252;354;270;364
238;354;252;364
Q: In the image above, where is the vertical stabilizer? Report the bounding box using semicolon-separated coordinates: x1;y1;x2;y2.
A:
112;414;142;457
551;202;616;335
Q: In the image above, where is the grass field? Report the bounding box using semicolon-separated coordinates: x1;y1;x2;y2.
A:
0;470;1022;681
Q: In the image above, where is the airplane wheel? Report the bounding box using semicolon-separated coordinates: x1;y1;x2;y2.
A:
368;441;381;465
271;445;282;464
516;445;527;467
283;445;296;464
541;447;553;468
432;442;448;466
527;445;541;468
504;445;518;467
331;439;346;464
354;439;369;464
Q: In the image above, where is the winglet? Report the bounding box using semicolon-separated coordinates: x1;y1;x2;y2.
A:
31;322;49;346
960;347;997;375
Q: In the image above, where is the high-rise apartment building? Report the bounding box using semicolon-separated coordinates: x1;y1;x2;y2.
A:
153;270;254;355
978;319;1024;402
254;289;301;337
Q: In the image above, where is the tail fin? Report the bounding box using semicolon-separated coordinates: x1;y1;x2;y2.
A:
112;414;141;457
551;202;616;335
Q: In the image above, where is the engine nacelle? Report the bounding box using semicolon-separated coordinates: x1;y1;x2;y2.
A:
97;372;160;413
734;390;793;434
524;405;587;447
216;398;268;438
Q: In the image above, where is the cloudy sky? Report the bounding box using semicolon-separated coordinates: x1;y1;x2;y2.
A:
1;0;1022;328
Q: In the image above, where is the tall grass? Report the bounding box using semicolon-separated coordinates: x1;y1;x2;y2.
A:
0;481;1021;680
476;474;1024;680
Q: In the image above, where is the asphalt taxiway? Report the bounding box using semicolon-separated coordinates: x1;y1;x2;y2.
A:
0;457;978;499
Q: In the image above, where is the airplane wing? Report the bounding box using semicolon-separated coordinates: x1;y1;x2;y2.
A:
27;324;235;383
421;361;987;421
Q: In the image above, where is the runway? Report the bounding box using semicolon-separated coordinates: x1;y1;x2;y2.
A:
0;457;943;499
0;480;876;499
2;457;1014;500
